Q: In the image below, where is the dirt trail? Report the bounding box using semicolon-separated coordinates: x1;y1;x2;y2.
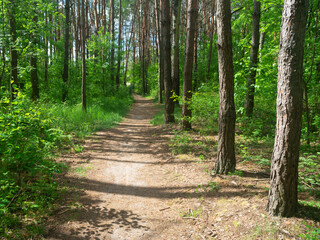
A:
47;95;195;240
46;95;316;240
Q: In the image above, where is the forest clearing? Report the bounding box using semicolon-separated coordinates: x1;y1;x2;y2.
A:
0;0;320;239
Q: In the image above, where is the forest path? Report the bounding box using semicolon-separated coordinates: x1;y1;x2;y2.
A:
45;95;313;240
46;94;195;240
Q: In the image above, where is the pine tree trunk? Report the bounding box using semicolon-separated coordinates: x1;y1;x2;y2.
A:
81;0;87;112
267;0;308;217
244;0;261;117
161;0;174;123
62;0;70;102
214;0;236;174
116;0;122;89
182;0;198;130
172;0;182;98
206;0;215;82
155;0;163;103
8;0;18;101
110;0;115;90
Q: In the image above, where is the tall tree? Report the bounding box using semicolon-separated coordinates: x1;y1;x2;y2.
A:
8;0;18;101
182;0;198;130
214;0;236;174
161;0;175;123
62;0;70;102
30;15;39;101
206;0;215;82
81;0;87;111
155;0;164;103
172;0;182;98
116;0;122;89
267;0;308;217
244;0;261;116
110;0;115;89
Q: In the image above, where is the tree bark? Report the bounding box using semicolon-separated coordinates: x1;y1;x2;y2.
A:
110;0;115;89
214;0;236;174
206;0;215;82
8;0;18;101
267;0;308;217
161;0;175;123
116;0;122;89
30;16;40;101
62;0;70;102
155;0;163;103
30;13;39;101
81;0;87;112
244;0;261;117
182;0;198;130
172;0;182;98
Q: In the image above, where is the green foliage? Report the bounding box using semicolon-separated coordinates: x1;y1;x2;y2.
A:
299;224;320;240
191;84;219;133
0;88;132;238
0;93;65;239
298;153;320;198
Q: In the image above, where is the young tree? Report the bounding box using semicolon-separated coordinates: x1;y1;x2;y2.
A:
182;0;198;130
214;0;236;174
30;15;39;101
161;0;174;123
267;0;308;217
244;0;261;116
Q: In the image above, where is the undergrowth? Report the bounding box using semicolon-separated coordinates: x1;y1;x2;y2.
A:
0;90;133;239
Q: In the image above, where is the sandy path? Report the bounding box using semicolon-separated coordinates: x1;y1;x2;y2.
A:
46;95;192;240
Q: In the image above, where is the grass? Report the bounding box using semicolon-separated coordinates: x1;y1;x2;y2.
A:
0;93;133;239
44;96;133;139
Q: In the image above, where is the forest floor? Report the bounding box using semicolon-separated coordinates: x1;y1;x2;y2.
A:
45;95;319;240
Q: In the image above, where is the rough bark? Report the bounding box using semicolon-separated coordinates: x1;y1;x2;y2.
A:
267;0;308;217
214;0;236;174
172;0;182;98
244;0;261;117
62;0;70;102
182;0;198;130
161;0;174;123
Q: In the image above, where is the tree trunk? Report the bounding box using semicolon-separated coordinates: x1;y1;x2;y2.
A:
81;0;87;112
244;0;261;117
30;13;39;101
172;0;182;98
62;0;70;102
161;0;174;123
206;0;215;82
267;0;308;217
44;10;49;88
8;0;18;101
182;0;198;130
116;0;122;89
214;0;236;174
110;0;115;90
155;0;163;103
